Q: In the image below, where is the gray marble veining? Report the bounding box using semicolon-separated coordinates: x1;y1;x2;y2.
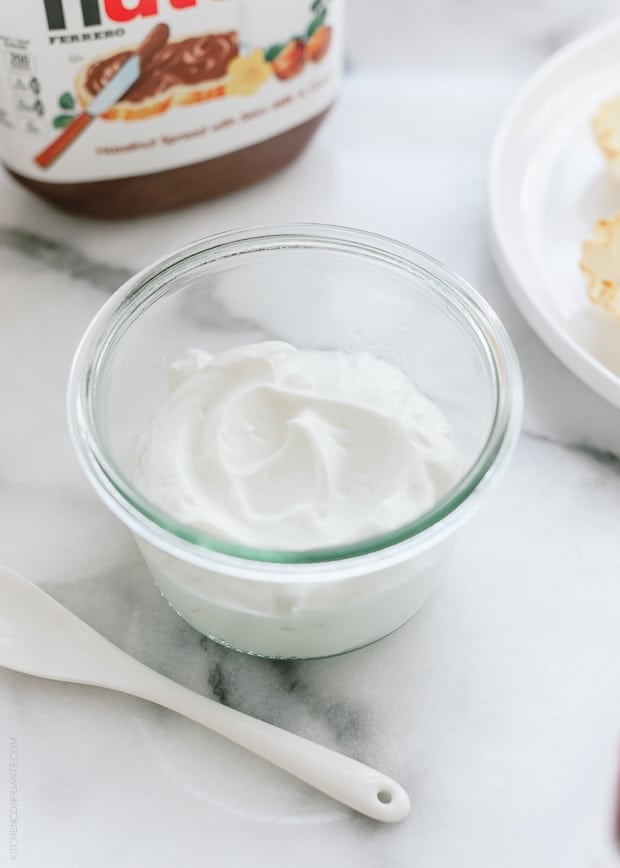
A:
0;227;132;292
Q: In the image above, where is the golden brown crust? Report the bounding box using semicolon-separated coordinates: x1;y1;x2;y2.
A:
580;212;620;320
593;95;620;180
74;39;229;122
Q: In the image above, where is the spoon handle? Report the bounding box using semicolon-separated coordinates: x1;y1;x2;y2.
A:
0;567;409;822
127;664;410;822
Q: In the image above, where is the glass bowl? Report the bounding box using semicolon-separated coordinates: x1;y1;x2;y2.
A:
67;224;522;659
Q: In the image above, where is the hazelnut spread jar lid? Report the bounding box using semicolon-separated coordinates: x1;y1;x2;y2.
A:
0;0;343;217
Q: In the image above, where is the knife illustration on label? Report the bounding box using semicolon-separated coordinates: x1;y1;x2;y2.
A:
34;22;170;169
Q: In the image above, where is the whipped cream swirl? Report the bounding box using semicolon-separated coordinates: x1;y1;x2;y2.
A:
135;342;462;550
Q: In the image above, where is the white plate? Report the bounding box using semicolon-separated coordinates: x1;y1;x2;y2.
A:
490;20;620;409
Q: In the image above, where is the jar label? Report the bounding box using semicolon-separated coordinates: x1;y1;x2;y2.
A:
0;0;342;183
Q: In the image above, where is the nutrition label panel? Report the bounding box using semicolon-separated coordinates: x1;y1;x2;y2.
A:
0;38;44;134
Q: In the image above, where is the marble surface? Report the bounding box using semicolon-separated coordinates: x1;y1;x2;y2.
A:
2;2;620;865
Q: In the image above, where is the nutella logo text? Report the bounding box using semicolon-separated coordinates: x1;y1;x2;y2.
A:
44;0;198;30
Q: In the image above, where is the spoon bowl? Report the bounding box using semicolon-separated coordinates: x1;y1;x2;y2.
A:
0;565;410;823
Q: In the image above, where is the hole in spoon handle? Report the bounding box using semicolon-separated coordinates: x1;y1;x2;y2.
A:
320;760;410;822
362;775;410;822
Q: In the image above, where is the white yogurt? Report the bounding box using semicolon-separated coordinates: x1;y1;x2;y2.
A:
135;341;461;550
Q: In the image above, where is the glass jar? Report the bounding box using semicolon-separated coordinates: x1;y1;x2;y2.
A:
68;224;522;658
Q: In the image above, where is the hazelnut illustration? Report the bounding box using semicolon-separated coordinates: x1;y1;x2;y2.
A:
272;39;305;80
305;25;332;63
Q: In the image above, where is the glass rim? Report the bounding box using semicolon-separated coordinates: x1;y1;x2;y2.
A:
67;223;523;572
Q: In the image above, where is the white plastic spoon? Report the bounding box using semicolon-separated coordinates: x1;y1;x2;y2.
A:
0;566;410;822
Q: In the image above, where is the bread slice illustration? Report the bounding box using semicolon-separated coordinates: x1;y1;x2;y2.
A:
75;32;238;121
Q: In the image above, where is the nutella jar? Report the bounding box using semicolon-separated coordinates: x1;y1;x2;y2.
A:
0;0;343;218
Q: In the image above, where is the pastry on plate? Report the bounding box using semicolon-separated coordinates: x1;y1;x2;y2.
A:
580;212;620;320
593;94;620;180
